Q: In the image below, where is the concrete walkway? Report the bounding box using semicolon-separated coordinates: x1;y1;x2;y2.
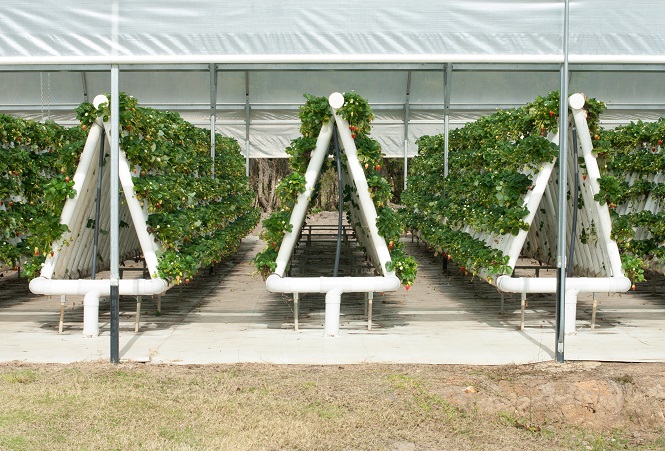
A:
1;236;664;365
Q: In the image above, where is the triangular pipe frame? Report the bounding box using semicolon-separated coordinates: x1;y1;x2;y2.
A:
270;105;395;282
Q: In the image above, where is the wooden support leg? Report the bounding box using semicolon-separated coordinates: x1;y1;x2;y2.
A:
58;295;66;334
500;293;505;315
135;295;141;333
293;293;299;332
520;293;526;331
367;292;373;331
156;295;162;315
591;292;598;330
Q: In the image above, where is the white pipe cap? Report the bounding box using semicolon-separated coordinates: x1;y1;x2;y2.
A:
328;92;345;109
569;93;586;110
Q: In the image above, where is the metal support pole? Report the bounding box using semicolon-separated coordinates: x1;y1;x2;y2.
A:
367;291;373;330
555;0;571;363
403;71;411;191
110;63;120;365
293;293;299;331
91;134;104;279
58;295;66;333
244;71;250;177
443;63;452;178
209;63;217;178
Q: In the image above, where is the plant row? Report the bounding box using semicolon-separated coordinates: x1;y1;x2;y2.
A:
252;93;417;288
76;94;259;284
401;91;605;279
0;114;85;276
593;119;665;279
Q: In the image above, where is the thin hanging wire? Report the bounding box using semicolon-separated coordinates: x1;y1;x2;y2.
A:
39;72;44;122
47;72;51;121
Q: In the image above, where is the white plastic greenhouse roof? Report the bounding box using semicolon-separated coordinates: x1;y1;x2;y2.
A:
2;1;665;157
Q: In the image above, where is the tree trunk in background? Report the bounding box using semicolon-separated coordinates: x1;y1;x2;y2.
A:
249;158;405;213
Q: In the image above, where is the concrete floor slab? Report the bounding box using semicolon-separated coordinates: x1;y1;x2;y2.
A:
1;236;663;365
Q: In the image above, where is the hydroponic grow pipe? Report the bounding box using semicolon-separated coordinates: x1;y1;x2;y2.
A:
332;108;394;275
272;120;334;277
40;117;104;279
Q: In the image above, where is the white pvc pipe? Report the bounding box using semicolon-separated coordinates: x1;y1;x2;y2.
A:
569;93;625;277
266;274;401;294
503;160;557;272
496;274;631;294
99;100;162;278
273;121;334;277
30;277;168;336
324;287;343;336
332;111;394;276
41;117;104;279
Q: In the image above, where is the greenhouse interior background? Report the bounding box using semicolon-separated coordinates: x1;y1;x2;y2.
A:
1;0;664;367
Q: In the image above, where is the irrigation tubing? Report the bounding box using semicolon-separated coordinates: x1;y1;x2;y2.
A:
332;123;343;277
91;133;105;279
567;124;579;277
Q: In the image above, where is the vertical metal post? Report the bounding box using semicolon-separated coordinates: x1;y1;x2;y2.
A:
110;64;120;365
555;0;571;364
244;71;250;177
443;63;452;178
403;71;411;191
293;293;299;331
81;72;89;103
91;135;104;279
210;63;217;178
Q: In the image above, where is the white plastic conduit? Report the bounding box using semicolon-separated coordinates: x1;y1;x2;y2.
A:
332;107;394;276
40;116;104;279
30;278;168;337
273;120;334;277
497;93;631;334
266;93;401;337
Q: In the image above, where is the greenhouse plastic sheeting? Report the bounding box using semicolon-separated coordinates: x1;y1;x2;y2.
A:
1;1;664;62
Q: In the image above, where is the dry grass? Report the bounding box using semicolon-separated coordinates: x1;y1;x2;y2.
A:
0;362;664;450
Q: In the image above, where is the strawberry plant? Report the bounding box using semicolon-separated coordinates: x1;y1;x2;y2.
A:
595;119;665;280
0;114;85;277
253;93;417;287
401;91;605;279
80;93;259;284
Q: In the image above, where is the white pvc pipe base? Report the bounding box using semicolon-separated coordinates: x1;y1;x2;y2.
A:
324;288;342;336
565;290;579;335
83;292;101;337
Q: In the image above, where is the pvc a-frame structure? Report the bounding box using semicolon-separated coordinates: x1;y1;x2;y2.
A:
266;94;400;337
469;94;631;333
29;95;169;337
